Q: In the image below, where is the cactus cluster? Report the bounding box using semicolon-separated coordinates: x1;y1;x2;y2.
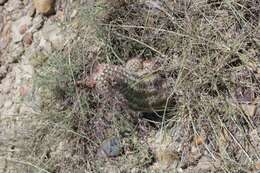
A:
85;58;174;111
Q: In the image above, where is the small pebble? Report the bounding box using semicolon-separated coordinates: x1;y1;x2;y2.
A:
19;24;28;35
32;15;44;32
4;100;13;109
70;10;77;18
97;137;122;158
23;32;33;45
33;0;55;15
0;39;8;50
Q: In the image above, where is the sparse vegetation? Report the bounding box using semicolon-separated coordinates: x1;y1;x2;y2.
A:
18;0;260;172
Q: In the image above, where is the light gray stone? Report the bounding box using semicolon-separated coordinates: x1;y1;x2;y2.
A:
8;42;24;63
4;0;22;12
40;21;65;50
97;137;122;158
39;37;52;54
31;15;44;32
0;38;8;50
11;16;32;43
4;100;13;109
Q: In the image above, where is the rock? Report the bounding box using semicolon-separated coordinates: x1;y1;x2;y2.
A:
0;39;8;50
4;100;13;109
19;24;28;35
97;137;122;158
70;9;77;19
8;43;24;63
1;22;11;50
31;15;44;32
0;0;7;5
11;16;32;43
19;85;30;97
40;21;66;50
241;104;257;117
33;0;55;15
38;37;52;53
22;32;33;45
10;10;24;21
4;0;23;12
2;22;11;37
37;20;76;51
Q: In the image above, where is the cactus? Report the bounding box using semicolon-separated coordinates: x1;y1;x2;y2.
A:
84;58;174;111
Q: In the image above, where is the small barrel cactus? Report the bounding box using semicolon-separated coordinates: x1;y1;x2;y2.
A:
84;58;175;111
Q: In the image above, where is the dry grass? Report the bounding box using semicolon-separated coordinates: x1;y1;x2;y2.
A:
17;0;260;172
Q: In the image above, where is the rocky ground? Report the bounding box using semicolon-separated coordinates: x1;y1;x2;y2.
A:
0;0;75;172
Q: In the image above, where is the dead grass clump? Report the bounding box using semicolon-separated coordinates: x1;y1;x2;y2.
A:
98;0;260;171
